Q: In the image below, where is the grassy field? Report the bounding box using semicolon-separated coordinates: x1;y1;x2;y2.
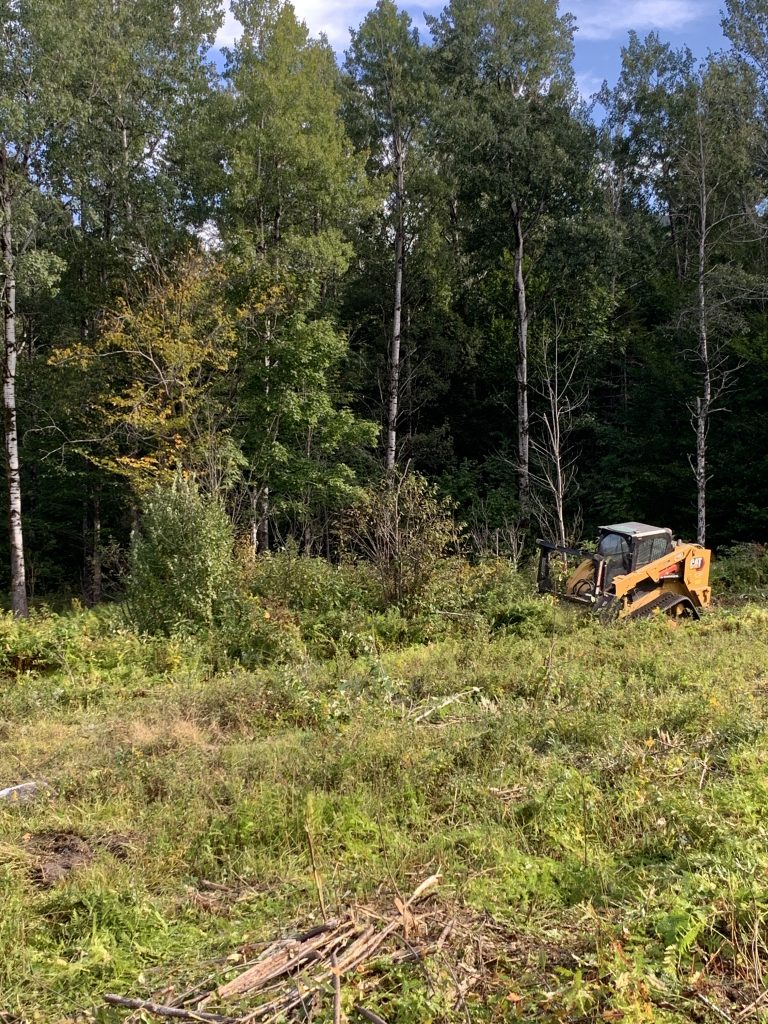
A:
2;569;768;1022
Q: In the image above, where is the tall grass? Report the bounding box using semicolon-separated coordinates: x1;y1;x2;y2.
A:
1;563;767;1020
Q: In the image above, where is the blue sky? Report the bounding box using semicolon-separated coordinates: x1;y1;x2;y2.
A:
216;0;727;96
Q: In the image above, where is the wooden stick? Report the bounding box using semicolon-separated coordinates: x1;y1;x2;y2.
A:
240;927;378;1021
355;1008;390;1024
404;875;440;906
218;923;359;999
736;989;768;1023
103;994;237;1023
295;921;340;942
305;824;327;919
114;876;442;1024
695;993;734;1023
240;986;310;1022
332;952;341;1024
435;920;454;950
413;693;470;723
329;876;441;978
331;924;378;973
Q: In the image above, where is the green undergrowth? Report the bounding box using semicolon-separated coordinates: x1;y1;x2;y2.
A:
1;565;768;1021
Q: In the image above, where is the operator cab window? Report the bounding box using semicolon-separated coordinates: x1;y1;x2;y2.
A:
598;533;630;559
634;535;673;569
598;532;631;589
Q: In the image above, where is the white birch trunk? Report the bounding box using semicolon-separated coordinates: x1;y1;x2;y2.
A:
695;112;710;548
696;210;710;547
513;207;530;520
257;486;269;553
91;488;102;604
550;382;567;551
386;135;405;471
1;197;28;616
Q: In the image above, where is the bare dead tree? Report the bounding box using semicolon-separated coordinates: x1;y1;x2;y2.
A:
529;314;587;549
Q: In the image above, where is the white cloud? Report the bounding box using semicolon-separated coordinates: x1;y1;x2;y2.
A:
215;0;368;50
214;0;441;53
215;7;242;49
291;0;366;47
576;70;604;99
566;0;701;41
215;0;713;53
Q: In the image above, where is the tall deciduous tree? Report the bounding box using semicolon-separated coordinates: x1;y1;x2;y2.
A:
677;59;764;545
0;0;89;615
599;33;695;285
606;36;765;544
35;0;223;602
723;0;768;86
230;238;377;553
58;0;222;322
345;1;429;471
428;0;587;521
222;0;375;551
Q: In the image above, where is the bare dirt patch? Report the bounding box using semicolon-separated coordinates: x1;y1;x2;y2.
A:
25;831;94;887
23;830;138;887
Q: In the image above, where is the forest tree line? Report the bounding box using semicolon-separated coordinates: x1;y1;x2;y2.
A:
2;0;768;613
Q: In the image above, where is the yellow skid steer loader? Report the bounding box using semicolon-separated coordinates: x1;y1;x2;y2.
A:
537;522;712;622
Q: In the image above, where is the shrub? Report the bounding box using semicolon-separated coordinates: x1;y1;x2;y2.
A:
246;548;379;615
125;478;237;636
712;543;768;595
344;471;460;612
216;593;307;667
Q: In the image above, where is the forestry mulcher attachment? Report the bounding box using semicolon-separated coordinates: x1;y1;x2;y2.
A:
537;522;712;622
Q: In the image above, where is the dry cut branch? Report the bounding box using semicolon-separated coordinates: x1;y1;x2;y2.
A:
104;877;442;1024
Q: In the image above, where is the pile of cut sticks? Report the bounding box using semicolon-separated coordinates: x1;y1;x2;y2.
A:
105;876;444;1024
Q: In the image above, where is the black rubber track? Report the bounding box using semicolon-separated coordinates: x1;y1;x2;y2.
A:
628;591;700;620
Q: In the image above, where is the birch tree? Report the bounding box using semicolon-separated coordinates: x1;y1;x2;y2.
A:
345;0;429;471
0;0;87;615
428;0;589;522
678;60;764;545
37;0;223;602
59;0;222;311
530;315;587;548
612;38;765;543
723;0;768;87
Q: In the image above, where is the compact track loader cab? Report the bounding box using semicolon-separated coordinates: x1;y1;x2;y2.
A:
537;523;712;622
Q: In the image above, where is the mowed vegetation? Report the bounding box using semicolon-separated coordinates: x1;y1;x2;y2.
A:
2;543;768;1023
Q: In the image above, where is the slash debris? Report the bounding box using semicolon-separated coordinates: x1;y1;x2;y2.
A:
105;876;474;1024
